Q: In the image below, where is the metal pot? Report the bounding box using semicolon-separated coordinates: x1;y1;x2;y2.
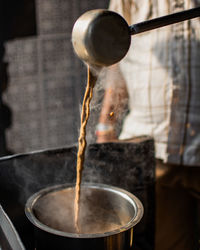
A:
25;183;143;250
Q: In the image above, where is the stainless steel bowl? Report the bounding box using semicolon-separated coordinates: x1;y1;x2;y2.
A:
25;183;143;250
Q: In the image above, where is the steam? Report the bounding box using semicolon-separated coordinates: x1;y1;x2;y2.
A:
84;65;129;145
33;186;132;234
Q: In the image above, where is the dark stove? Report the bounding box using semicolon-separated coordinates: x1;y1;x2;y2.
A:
0;138;155;250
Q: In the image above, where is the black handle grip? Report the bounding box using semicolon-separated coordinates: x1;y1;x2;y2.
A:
130;7;200;35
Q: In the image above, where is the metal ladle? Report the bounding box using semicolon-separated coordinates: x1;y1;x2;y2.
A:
72;7;200;67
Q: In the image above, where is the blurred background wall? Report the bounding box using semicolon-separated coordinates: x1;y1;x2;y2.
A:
1;0;108;156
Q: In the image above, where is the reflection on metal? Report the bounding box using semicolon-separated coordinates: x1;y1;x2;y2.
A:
130;227;133;248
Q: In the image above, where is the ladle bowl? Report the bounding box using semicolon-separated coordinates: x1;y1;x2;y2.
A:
72;9;131;67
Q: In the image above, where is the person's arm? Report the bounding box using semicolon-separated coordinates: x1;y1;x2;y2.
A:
96;64;128;143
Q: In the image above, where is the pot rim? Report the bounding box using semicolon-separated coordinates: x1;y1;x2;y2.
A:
25;183;144;239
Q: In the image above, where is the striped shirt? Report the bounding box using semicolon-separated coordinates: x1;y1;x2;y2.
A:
109;0;200;165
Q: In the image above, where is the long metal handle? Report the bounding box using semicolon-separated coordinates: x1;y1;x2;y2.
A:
130;7;200;35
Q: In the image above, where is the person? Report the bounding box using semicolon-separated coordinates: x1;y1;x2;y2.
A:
96;1;200;250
